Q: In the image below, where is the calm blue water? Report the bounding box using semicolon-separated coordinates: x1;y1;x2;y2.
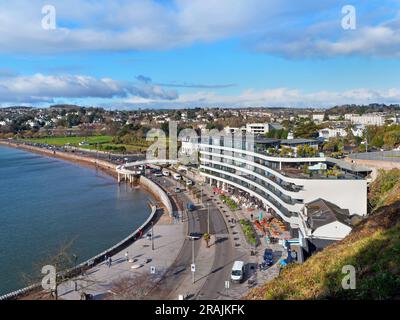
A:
0;146;151;295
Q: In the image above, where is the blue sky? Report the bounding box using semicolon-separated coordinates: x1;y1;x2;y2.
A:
0;0;400;108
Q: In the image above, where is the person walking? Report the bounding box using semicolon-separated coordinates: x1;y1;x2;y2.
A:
125;251;129;262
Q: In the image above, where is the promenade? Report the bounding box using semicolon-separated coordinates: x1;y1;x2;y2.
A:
58;213;184;300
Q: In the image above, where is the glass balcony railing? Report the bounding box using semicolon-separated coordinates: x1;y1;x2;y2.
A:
201;167;298;219
200;156;303;193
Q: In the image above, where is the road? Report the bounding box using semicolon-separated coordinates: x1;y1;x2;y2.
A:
147;174;204;299
147;173;236;299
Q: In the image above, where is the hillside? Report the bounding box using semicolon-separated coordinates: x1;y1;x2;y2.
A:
246;170;400;300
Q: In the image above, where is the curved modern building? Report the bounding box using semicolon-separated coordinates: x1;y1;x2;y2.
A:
195;134;371;248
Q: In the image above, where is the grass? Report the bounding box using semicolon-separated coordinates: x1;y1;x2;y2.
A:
24;136;113;146
23;136;150;153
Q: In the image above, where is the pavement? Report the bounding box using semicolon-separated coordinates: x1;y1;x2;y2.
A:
57;167;285;300
57;207;185;300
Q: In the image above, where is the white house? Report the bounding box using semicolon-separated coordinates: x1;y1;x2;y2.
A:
312;114;325;123
300;199;352;247
318;128;348;140
347;114;385;126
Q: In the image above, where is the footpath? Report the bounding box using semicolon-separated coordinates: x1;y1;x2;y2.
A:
58;213;184;300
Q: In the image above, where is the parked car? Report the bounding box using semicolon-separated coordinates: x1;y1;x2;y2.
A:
186;203;196;211
162;170;170;176
187;232;203;240
263;249;274;266
154;172;163;177
174;187;181;193
186;179;193;186
231;261;245;283
173;173;182;180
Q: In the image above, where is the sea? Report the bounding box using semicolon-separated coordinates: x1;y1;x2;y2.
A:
0;145;151;295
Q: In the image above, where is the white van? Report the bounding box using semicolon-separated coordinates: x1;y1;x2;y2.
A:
162;170;170;177
231;261;245;283
173;173;182;180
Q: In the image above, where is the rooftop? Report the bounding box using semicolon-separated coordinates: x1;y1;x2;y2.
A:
305;199;352;231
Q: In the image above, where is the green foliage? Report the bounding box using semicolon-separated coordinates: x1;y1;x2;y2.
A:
239;219;258;246
294;121;318;139
365;124;400;150
219;195;239;210
266;129;288;139
246;202;400;300
296;144;318;157
369;169;400;209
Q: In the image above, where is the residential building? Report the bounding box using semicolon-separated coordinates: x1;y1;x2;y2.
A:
312;114;325;123
197;134;370;258
318;127;348;140
298;199;353;256
245;123;283;135
346;114;385;126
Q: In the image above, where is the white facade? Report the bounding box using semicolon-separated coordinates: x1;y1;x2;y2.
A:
298;219;352;241
318;128;348;140
347;114;385;126
351;126;364;137
328;115;341;121
246;123;269;135
199;139;368;226
312;114;325;123
312;222;352;240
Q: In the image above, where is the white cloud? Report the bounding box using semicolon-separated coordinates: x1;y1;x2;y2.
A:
0;74;178;104
256;24;400;58
122;87;400;108
2;0;399;58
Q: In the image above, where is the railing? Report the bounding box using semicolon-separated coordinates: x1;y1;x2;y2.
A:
200;166;298;220
0;203;158;300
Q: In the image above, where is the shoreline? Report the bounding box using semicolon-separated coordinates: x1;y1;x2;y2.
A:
0;140;118;179
0;140;174;300
0;140;171;214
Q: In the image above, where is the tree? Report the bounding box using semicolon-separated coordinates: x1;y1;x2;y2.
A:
21;239;78;300
109;273;158;300
384;131;400;149
294;121;318;138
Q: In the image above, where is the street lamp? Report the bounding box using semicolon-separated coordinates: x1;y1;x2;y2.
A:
151;222;154;251
207;202;210;235
191;238;195;284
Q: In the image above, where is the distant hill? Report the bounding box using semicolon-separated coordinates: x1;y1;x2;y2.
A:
245;169;400;300
49;104;82;110
327;104;400;115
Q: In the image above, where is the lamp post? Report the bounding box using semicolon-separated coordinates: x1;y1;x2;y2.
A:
207;202;210;235
191;238;195;284
151;222;154;251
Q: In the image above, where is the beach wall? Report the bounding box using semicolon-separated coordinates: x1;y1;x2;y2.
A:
139;175;173;217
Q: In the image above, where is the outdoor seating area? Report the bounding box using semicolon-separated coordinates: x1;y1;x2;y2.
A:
253;215;291;241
